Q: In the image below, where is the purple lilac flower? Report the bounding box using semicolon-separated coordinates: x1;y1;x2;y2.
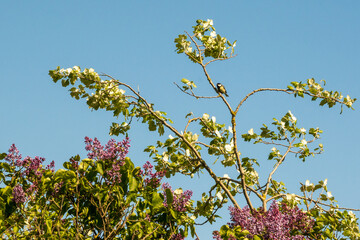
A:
106;160;123;184
12;185;26;204
5;144;22;164
5;144;53;195
70;156;79;170
46;160;55;172
162;183;193;212
141;161;165;188
171;233;184;240
84;137;130;185
53;181;64;195
84;136;130;161
228;201;314;239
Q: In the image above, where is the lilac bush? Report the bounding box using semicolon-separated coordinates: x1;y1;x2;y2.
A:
1;137;196;239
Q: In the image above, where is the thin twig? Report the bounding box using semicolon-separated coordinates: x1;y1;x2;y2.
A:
173;82;219;99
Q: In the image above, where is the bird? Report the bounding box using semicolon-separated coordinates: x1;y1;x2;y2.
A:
216;83;229;97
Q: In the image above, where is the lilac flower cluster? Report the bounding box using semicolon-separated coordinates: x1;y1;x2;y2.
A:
140;161;166;188
84;137;130;184
5;144;55;177
162;183;193;212
53;181;64;195
227;201;314;239
84;137;130;161
5;144;55;204
12;185;26;204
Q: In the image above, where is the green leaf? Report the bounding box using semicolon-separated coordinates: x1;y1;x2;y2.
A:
128;174;138;192
0;153;6;160
96;161;104;175
152;192;163;210
181;78;190;84
79;160;89;171
165;188;173;206
148;120;156;131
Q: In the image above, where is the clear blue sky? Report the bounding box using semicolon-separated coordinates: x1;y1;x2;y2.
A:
1;1;359;238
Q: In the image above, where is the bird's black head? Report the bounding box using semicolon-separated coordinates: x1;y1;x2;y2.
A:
217;83;222;87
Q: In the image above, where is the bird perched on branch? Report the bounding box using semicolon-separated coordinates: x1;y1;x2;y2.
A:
216;83;229;97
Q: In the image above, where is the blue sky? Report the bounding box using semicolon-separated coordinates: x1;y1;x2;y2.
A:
1;1;359;238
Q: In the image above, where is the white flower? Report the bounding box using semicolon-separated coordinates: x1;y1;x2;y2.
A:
215;130;221;138
73;66;80;72
271;147;277;152
323;179;328;186
280;122;286;129
349;211;356;222
210;31;217;38
233;42;236;47
286;194;294;201
223;174;230;179
196;33;203;39
327;191;333;198
119;89;125;95
190;215;197;220
300;128;306;133
305;180;311;187
203;113;209;120
66;68;72;74
203;19;213;28
89;68;95;73
211;116;216;123
192;134;199;141
169;134;174;139
186;47;193;52
288;111;297;123
174;189;183;195
162;152;169;162
301;139;307;145
248;128;254;135
185;149;190;156
216;192;223;201
228;126;233;134
225;144;232;152
250;170;259;179
345;95;353;106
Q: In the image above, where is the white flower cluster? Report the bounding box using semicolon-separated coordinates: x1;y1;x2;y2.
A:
285;193;300;203
59;67;73;76
104;81;125;96
202;19;213;29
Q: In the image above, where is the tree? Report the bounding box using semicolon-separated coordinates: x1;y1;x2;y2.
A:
1;19;359;239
